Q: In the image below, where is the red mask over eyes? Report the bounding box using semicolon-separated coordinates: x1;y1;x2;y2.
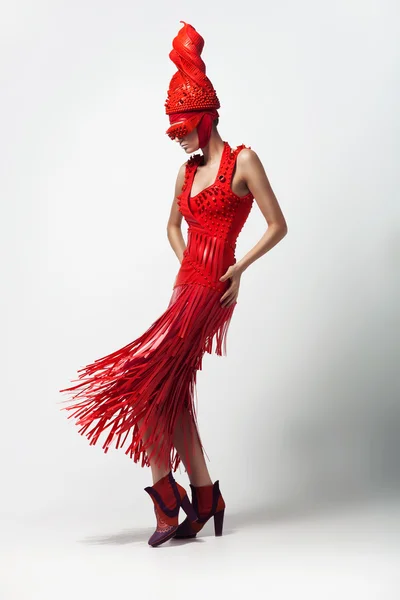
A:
166;108;219;148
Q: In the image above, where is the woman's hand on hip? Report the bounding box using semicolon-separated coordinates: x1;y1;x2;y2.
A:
219;264;242;307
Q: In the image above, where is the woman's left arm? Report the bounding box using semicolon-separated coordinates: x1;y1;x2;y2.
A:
219;149;288;306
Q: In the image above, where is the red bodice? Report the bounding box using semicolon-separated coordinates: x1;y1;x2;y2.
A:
175;141;254;293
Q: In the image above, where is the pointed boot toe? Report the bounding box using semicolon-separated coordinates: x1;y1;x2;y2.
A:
145;471;197;547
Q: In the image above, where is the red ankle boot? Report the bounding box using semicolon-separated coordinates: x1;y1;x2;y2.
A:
144;471;197;547
173;480;226;539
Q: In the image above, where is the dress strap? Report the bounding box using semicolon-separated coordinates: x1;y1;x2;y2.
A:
181;154;202;195
217;143;251;194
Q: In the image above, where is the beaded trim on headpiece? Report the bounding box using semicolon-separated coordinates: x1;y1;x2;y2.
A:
165;21;220;140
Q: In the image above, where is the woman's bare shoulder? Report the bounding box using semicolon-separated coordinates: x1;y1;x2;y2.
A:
176;153;201;177
236;146;261;165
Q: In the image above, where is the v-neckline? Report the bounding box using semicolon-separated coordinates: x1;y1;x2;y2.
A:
188;141;228;200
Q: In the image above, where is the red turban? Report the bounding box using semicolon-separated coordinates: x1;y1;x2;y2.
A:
165;21;220;147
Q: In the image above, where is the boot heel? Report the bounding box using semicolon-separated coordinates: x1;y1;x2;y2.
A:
181;493;197;521
214;509;225;536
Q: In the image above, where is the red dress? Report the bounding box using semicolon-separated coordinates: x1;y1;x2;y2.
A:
59;141;254;474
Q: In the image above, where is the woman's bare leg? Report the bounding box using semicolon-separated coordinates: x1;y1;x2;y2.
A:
137;417;170;484
138;406;213;487
173;406;213;487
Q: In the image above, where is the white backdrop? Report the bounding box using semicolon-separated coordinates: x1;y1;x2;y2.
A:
1;0;399;529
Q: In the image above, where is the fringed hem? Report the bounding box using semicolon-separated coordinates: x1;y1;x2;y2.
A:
59;283;236;474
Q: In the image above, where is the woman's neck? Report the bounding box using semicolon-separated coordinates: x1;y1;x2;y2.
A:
200;131;225;166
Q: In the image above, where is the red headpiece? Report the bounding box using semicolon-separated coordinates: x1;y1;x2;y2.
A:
165;21;220;145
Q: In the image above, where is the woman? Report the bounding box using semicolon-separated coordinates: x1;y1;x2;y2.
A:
59;21;287;547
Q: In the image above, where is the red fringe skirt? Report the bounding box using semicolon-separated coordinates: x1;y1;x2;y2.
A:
59;282;236;474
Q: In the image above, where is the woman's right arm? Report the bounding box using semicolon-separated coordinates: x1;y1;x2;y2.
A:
167;162;187;264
